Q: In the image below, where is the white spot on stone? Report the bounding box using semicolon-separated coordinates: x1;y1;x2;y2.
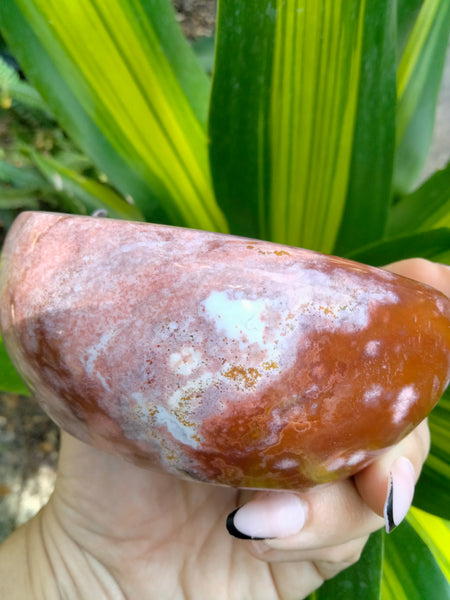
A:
309;402;319;414
170;346;202;376
305;385;319;396
392;385;418;424
365;340;381;357
274;458;299;470
130;391;147;410
432;375;441;396
364;384;383;403
201;290;267;346
346;451;366;466
291;268;399;333
326;457;347;471
96;372;111;392
327;451;367;471
377;269;396;280
155;406;200;447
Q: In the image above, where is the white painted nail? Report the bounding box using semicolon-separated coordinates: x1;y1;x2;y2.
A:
384;456;416;533
227;492;307;540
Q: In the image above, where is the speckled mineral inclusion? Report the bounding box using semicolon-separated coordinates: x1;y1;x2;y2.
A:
1;212;450;489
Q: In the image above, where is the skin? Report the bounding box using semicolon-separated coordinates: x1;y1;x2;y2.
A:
0;259;447;600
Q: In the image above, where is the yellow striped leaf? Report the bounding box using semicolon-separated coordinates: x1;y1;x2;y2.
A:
382;521;449;599
0;0;227;231
269;1;366;250
210;0;395;253
414;391;450;518
407;507;450;580
394;0;450;193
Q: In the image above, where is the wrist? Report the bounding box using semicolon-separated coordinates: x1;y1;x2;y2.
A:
0;501;119;600
0;509;60;600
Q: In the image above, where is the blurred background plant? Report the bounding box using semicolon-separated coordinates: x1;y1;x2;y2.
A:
0;0;449;598
0;35;145;235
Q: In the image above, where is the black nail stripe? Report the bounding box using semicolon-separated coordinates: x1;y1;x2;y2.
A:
385;473;396;533
226;508;267;540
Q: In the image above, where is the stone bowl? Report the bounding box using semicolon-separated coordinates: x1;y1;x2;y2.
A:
1;212;449;489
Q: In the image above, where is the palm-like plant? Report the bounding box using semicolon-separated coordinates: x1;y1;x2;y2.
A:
0;0;449;597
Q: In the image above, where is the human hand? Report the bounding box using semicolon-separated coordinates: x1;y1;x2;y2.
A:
1;259;448;600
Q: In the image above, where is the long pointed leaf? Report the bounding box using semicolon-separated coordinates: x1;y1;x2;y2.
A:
397;0;425;59
408;507;450;579
210;0;372;252
0;55;53;116
0;159;46;188
209;0;274;240
394;0;450;194
0;0;227;231
387;161;450;236
0;334;29;396
382;520;450;599
346;228;450;266
333;0;396;255
31;152;145;221
414;391;450;519
0;187;40;210
271;0;367;251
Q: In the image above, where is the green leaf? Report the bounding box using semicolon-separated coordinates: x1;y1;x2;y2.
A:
333;0;396;255
414;391;450;519
0;54;53;115
429;248;450;265
191;37;215;77
346;228;450;266
407;507;450;580
0;333;30;396
382;520;450;599
210;0;372;252
0;186;41;210
397;0;424;59
209;0;274;240
50;151;93;174
0;0;227;231
307;530;383;600
394;0;450;194
387;161;450;236
0;159;47;188
31;152;146;220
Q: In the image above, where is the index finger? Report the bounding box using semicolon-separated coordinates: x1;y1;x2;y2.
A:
384;258;450;298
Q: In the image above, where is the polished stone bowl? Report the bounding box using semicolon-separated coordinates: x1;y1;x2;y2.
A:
1;212;449;489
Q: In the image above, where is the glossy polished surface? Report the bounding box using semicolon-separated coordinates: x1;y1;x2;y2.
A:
1;212;450;489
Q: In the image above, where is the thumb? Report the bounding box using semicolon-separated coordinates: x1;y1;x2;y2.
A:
353;418;430;531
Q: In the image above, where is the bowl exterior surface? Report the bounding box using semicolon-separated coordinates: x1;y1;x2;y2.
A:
1;212;450;488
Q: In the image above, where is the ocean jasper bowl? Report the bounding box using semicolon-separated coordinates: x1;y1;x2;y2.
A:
1;212;449;489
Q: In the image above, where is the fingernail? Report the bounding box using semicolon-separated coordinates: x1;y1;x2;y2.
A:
226;493;307;540
384;456;416;533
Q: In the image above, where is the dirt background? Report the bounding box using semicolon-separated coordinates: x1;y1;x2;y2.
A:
0;2;449;543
